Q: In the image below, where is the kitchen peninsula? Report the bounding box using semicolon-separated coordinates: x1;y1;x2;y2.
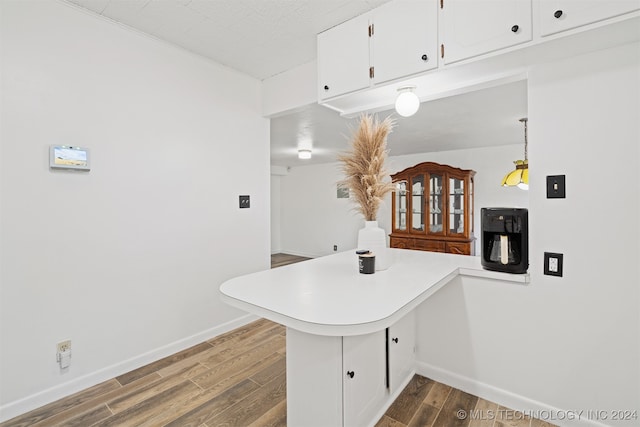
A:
220;249;528;427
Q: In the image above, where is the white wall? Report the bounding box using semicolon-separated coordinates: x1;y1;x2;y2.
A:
262;60;317;117
270;174;282;254
280;162;363;258
279;144;529;258
0;0;269;419
416;42;639;426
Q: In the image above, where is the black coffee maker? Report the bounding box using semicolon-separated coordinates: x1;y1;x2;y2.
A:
481;208;528;274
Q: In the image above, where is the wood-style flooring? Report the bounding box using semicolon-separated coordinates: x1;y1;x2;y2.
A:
376;376;557;427
270;253;311;269
1;254;556;427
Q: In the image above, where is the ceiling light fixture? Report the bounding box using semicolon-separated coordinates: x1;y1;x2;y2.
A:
298;149;312;160
501;118;529;190
395;86;420;117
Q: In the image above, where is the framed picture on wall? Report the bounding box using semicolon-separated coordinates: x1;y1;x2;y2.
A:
50;145;90;171
337;185;349;199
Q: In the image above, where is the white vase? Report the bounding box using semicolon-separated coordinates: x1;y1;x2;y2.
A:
357;220;391;270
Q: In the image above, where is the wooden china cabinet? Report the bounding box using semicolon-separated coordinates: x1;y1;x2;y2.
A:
390;162;476;255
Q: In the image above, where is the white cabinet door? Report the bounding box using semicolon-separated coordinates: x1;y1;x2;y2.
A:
540;0;640;36
286;328;343;427
441;0;532;64
372;0;438;85
317;13;371;101
343;331;387;427
388;311;416;394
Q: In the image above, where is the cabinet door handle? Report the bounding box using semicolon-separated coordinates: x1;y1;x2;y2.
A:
421;54;428;61
554;10;563;19
346;370;355;378
392;337;399;343
511;25;519;33
323;85;329;91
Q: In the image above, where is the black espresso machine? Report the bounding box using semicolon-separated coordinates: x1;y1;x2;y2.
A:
481;208;528;274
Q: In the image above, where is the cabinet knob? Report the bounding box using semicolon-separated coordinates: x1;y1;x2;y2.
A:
511;25;519;33
421;54;428;61
323;85;329;91
346;370;355;378
392;337;399;344
554;9;563;19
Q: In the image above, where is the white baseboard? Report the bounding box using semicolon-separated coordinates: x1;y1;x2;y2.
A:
0;314;258;423
416;362;610;427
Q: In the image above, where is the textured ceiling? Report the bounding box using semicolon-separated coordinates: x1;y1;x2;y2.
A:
66;0;391;80
64;0;528;167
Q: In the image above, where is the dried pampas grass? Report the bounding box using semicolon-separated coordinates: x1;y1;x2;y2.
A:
338;114;395;221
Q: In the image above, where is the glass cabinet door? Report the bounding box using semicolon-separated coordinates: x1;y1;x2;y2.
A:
411;175;424;231
429;174;443;233
394;181;407;231
469;177;474;235
449;177;465;235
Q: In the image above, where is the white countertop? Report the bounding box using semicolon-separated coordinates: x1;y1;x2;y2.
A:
220;249;529;336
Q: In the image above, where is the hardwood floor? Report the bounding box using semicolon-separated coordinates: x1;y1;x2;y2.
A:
1;254;556;427
1;319;287;427
270;253;311;269
377;376;557;427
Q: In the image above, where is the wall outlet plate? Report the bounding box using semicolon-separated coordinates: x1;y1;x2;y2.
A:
546;175;566;198
57;340;71;353
239;195;250;208
544;252;563;277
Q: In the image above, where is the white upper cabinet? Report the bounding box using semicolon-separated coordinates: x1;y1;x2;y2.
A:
440;0;532;64
317;0;638;110
539;0;640;36
317;0;438;101
317;13;371;101
371;0;439;85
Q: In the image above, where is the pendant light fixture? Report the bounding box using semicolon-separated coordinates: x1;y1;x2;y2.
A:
298;140;313;160
395;86;420;117
501;118;529;190
298;149;312;159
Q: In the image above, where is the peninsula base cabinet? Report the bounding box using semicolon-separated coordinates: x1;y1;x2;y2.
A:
343;331;387;427
388;310;416;394
286;312;416;427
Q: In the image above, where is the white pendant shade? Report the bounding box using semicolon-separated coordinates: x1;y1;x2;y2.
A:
395;87;420;117
298;149;312;159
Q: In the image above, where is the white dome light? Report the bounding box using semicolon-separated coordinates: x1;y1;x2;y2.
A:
395;86;420;117
298;149;312;159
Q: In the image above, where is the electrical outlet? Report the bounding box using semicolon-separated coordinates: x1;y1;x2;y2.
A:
333;245;338;251
57;340;71;353
57;340;72;369
544;252;563;277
